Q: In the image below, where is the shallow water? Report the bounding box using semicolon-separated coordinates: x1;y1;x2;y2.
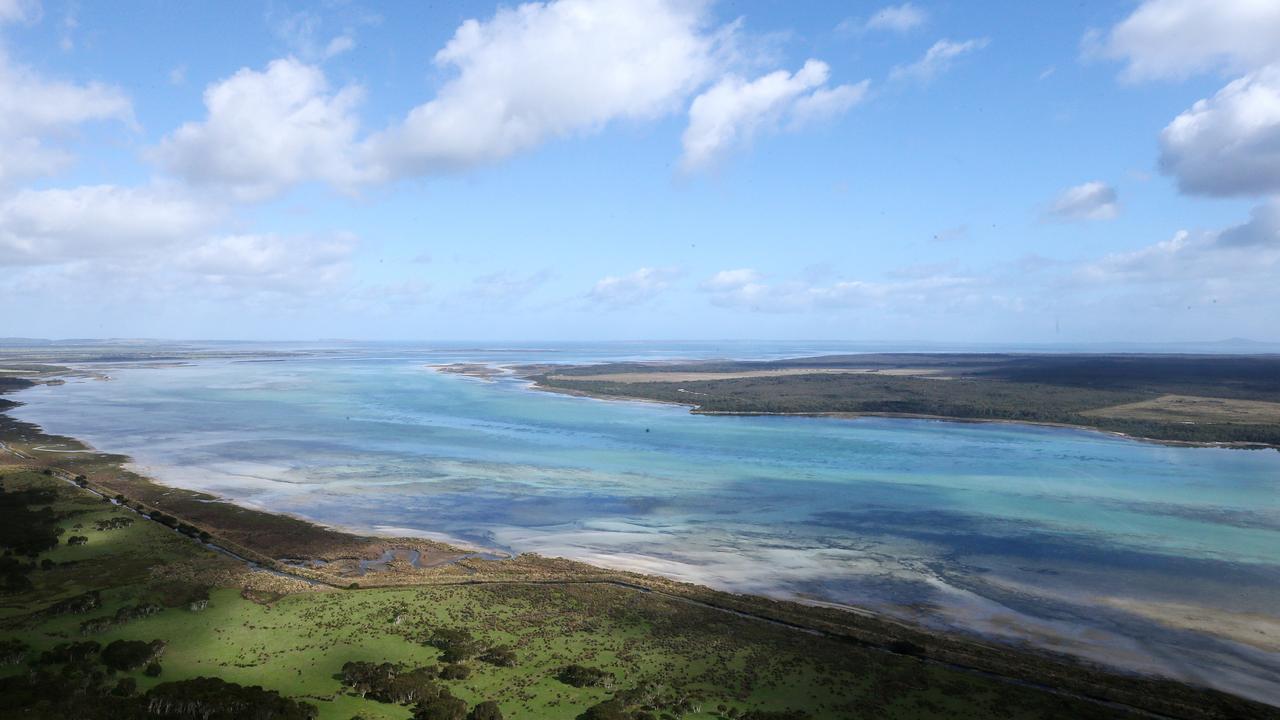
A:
10;347;1280;704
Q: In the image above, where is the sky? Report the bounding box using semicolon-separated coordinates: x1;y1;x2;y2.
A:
1;0;1278;343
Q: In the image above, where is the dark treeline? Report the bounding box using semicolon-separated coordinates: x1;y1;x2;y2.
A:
0;479;64;593
0;664;317;719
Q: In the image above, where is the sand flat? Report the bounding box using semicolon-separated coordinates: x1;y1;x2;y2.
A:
1099;597;1280;652
547;367;945;383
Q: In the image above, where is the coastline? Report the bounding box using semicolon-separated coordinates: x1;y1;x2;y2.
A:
3;373;1279;718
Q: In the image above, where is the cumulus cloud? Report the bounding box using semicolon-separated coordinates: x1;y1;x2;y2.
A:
153;57;365;200
680;61;868;171
864;3;927;33
146;0;859;192
889;38;989;83
1092;0;1280;82
0;49;132;185
587;267;680;307
0;185;217;266
1158;64;1280;197
364;0;726;180
1046;181;1120;221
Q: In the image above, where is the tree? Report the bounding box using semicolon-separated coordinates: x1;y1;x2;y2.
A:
428;629;481;662
101;639;166;671
439;663;470;680
577;700;629;720
479;645;516;667
146;676;318;719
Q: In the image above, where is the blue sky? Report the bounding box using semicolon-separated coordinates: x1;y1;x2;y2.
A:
1;0;1278;342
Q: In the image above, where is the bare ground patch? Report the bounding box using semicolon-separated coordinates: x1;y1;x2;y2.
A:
1082;394;1280;424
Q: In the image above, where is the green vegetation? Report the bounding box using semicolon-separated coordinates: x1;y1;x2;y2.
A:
0;465;1191;720
528;353;1280;446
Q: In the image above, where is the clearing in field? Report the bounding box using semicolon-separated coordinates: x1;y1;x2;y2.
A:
1082;394;1280;424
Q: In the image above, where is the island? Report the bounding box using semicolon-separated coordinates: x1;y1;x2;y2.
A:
519;353;1280;448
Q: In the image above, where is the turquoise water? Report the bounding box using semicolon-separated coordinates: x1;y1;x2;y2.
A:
10;347;1280;703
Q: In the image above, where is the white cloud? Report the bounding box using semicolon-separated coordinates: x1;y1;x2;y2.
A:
153;57;365;200
0;0;39;24
266;3;378;62
0;185;217;266
587;267;680;307
889;38;989;83
699;267;977;313
0;182;358;299
0;48;132;185
701;267;762;291
148;0;859;191
864;3;927;33
1158;64;1280;197
789;81;870;128
1078;200;1280;307
1046;181;1120;221
1094;0;1280;82
324;35;355;59
363;0;727;180
1216;200;1280;248
180;232;357;292
681;60;868;171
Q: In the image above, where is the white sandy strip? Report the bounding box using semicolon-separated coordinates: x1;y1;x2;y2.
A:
546;368;944;383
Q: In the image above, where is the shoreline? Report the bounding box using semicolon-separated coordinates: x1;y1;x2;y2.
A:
3;373;1279;717
520;376;1280;451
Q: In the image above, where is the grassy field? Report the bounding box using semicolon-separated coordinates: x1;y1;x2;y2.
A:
0;465;1165;720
